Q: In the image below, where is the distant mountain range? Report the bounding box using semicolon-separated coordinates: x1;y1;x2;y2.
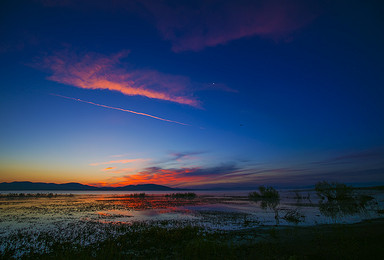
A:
0;181;179;191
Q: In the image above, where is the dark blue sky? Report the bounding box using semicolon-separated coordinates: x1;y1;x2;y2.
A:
1;0;383;188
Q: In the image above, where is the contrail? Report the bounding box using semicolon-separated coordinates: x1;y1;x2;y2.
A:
50;94;190;126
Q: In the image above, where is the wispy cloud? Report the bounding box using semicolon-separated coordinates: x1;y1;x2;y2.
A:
105;163;241;187
98;161;311;188
94;162;384;188
114;167;207;187
102;167;116;171
90;158;147;166
39;50;200;107
140;0;321;52
311;147;384;166
169;151;205;162
52;94;190;126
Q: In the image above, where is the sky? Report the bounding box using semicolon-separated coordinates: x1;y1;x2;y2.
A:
0;0;384;189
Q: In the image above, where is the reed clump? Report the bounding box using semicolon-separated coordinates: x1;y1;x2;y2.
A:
130;193;146;198
282;209;305;224
165;193;197;199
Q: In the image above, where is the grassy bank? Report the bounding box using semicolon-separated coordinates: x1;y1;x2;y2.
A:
3;218;384;260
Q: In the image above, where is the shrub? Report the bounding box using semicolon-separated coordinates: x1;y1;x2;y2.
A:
315;181;353;200
249;186;279;200
316;181;378;219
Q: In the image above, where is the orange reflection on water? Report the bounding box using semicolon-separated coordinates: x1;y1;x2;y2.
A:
98;195;202;211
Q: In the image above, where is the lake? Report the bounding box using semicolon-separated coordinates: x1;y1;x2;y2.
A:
1;189;383;258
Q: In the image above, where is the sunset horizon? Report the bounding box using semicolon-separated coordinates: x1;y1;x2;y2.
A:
1;1;384;258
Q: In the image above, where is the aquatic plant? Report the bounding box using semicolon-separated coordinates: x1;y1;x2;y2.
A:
316;181;378;219
249;187;280;218
166;193;197;199
319;195;376;219
293;191;311;200
130;193;146;198
282;209;305;224
259;199;280;211
0;193;73;198
315;181;354;200
248;186;280;200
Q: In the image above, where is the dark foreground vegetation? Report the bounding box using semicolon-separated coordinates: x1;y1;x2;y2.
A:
2;219;384;260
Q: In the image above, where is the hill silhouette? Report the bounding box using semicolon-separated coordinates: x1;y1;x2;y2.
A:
0;181;178;191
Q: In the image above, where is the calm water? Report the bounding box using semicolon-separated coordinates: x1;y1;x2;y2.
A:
1;189;383;257
0;190;259;195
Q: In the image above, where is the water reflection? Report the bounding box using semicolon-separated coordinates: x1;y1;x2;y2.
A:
318;193;377;220
251;198;280;225
259;198;280;210
282;209;305;224
0;190;382;236
99;195;201;210
293;191;313;205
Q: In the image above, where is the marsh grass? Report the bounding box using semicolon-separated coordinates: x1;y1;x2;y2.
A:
0;193;73;198
293;191;312;202
3;219;384;260
282;209;305;224
129;193;146;198
165;193;197;199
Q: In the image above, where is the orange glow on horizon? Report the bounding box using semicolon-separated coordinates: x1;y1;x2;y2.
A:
89;167;220;188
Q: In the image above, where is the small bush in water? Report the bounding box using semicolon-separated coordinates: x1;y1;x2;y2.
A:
249;186;279;200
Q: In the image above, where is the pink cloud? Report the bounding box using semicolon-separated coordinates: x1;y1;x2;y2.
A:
105;164;241;187
99;163;311;188
108;168;136;174
140;0;321;52
38;1;322;53
39;50;200;107
114;167;207;187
